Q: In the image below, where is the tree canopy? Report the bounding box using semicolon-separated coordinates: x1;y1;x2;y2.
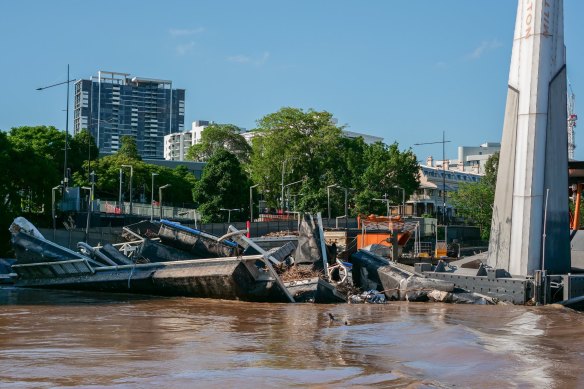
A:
193;149;250;223
73;136;196;206
249;107;419;216
449;152;499;240
249;107;344;211
186;124;251;164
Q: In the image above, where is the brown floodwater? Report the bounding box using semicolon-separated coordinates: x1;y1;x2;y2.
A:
1;287;584;388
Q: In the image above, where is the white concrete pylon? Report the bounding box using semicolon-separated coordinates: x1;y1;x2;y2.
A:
488;0;570;275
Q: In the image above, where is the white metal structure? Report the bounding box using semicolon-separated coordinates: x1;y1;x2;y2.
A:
568;82;577;160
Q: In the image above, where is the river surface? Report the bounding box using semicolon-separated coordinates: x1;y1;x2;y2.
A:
1;287;584;388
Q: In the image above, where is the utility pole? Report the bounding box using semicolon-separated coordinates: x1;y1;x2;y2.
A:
36;65;76;188
414;131;451;224
250;184;259;222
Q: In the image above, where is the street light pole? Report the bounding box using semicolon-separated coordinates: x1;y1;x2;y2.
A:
393;186;405;216
159;184;172;220
284;179;303;212
281;160;286;212
36;65;76;188
414;131;451;224
82;186;93;242
151;173;158;221
220;208;241;223
122;164;133;215
327;184;338;220
250;184;259;222
118;168;123;213
89;171;96;212
51;185;61;241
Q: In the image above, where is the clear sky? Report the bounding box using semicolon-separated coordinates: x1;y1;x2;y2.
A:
1;0;583;160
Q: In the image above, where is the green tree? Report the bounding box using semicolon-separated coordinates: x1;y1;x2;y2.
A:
68;129;99;184
450;152;499;240
194;149;250;223
354;142;420;216
73;136;196;206
186;124;251;163
118;135;141;160
0;132;21;255
249;107;344;210
7;126;65;218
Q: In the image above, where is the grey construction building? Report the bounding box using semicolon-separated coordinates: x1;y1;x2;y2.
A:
74;71;185;159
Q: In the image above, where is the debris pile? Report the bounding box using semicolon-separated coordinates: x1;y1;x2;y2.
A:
5;213;506;305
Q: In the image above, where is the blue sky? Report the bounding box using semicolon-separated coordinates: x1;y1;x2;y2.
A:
1;0;583;160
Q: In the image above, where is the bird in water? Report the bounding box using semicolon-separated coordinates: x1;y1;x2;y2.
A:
328;313;349;326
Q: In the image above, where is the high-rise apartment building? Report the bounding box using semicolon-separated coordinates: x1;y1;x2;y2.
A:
74;71;185;159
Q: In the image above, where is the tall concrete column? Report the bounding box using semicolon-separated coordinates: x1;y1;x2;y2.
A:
488;0;570;275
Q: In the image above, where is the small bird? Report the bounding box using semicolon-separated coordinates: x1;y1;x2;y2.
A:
328;313;340;322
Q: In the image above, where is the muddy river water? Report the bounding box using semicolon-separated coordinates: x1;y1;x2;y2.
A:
1;286;584;388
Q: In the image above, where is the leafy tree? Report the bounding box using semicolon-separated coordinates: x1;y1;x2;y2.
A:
7;126;65;218
249;107;344;210
72;136;196;206
68;129;99;184
450;152;499;240
185;124;251;163
354;142;420;215
118;135;141;161
0;132;20;254
194;149;250;223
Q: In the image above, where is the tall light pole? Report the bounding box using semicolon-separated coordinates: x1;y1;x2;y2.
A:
250;184;259;222
81;186;93;242
89;171;96;212
36;65;76;188
327;184;338;220
122;164;133;215
373;194;391;218
159;184;171;220
280;160;286;212
393;186;405;216
343;187;354;226
284;179;303;212
220;208;241;223
51;185;61;240
118;168;123;213
414;131;451;224
151;172;158;221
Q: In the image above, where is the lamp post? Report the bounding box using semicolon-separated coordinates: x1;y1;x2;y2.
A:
327;184;338;220
343;187;355;227
89;171;96;212
414;131;451;224
150;173;158;221
51;185;61;240
393;186;405;216
118;168;123;213
220;208;241;223
159;184;172;220
81;186;93;242
121;164;133;215
36;65;76;188
373;194;391;218
284;179;303;212
250;184;259;222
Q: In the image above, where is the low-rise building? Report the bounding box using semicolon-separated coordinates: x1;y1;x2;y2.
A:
407;156;483;220
456;142;500;174
164;120;211;161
